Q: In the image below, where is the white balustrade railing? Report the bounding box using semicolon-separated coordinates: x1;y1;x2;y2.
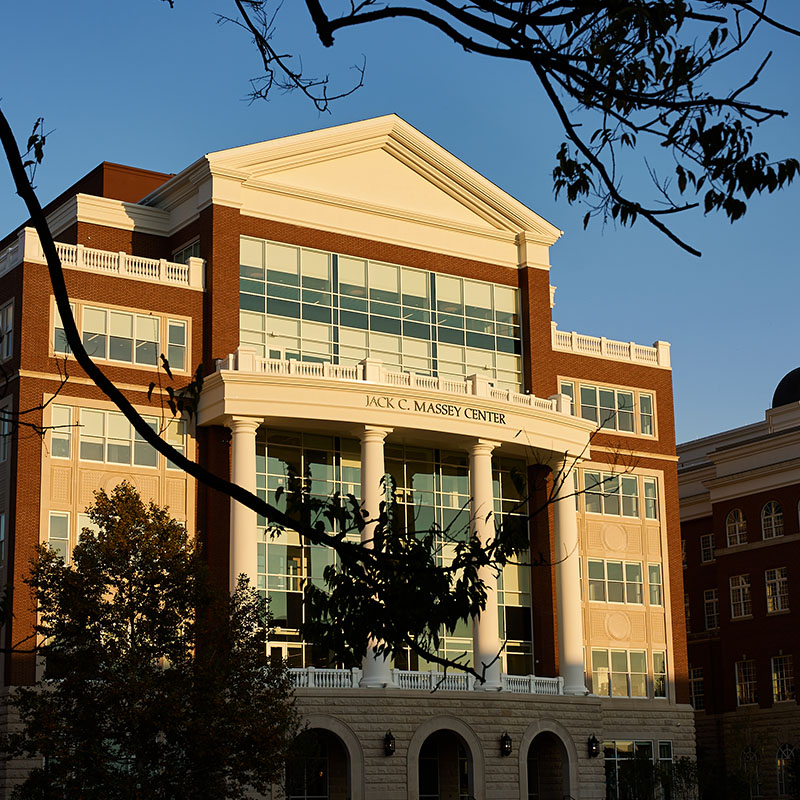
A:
0;227;204;290
289;667;564;695
218;350;568;416
551;322;670;368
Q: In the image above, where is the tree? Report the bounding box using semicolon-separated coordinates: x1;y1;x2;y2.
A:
225;0;800;256
4;482;299;799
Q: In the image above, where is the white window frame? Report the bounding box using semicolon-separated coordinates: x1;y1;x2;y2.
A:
700;533;715;563
648;563;663;606
591;648;649;698
704;588;719;630
772;655;795;702
48;511;70;565
762;501;784;539
689;667;705;709
587;559;643;604
0;300;13;361
726;509;747;546
560;379;656;437
735;660;758;706
730;574;752;619
766;567;789;613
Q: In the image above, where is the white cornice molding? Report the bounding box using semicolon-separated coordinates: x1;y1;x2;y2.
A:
45;193;170;237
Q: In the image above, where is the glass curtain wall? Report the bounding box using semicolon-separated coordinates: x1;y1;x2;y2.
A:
256;429;533;673
239;237;522;389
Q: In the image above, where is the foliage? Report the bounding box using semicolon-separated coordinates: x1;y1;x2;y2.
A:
220;0;800;256
4;483;298;799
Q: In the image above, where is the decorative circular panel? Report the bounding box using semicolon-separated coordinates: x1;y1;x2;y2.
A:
601;523;627;552
606;612;631;641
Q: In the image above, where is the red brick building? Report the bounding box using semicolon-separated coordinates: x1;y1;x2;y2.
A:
679;371;800;798
0;116;692;798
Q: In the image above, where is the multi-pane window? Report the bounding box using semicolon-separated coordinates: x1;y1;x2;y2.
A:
762;501;784;539
591;649;648;697
0;411;9;463
704;588;719;630
766;567;789;613
587;560;643;604
0;301;13;361
48;511;70;564
51;406;73;459
0;513;5;567
603;741;673;800
54;302;188;371
736;659;758;705
726;509;747;546
240;237;523;389
730;574;752;618
583;472;657;519
700;533;715;563
689;667;705;709
777;744;795;796
741;747;761;798
559;380;655;436
648;564;663;606
772;655;795;702
653;651;667;698
173;240;200;264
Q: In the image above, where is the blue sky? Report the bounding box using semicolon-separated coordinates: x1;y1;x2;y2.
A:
1;1;798;442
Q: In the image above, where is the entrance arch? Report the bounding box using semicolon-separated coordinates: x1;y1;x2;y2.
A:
518;720;578;800
408;717;484;800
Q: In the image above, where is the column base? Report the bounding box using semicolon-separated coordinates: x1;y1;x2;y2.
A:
359;676;394;689
473;680;503;692
563;682;589;696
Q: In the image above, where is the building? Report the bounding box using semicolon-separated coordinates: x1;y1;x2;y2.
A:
679;371;800;798
0;115;693;798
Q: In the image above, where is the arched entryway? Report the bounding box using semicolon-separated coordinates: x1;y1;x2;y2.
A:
286;728;351;800
418;729;474;800
519;721;577;800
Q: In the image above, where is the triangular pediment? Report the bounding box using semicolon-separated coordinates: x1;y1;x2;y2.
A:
203;115;562;243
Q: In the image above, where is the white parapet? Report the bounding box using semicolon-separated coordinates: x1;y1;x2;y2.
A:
551;321;670;368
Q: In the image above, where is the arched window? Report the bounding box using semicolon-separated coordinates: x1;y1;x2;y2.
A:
741;747;761;799
726;509;747;546
777;743;795;796
762;501;784;539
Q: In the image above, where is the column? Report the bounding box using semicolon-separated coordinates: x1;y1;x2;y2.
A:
552;458;588;695
470;439;502;691
359;426;394;688
227;416;261;594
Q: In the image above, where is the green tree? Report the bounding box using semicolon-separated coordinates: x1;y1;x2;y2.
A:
4;482;299;799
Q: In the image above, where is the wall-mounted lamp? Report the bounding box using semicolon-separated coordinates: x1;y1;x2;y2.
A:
383;730;396;756
587;734;601;759
500;731;513;757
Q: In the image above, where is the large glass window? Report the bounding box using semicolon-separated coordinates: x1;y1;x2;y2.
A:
587;559;643;604
560;380;654;436
591;649;649;697
240;237;522;388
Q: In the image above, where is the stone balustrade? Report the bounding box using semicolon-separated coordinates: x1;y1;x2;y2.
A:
551;321;670;368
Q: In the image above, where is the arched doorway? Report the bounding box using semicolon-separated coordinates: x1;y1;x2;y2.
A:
286;728;351;800
418;729;474;800
527;732;570;800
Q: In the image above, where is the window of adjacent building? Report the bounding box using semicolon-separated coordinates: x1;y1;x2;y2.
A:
653;651;667;698
0;301;13;361
700;533;715;563
48;511;70;564
591;649;648;697
559;380;655;437
726;508;747;546
704;588;719;630
685;593;690;633
583;472;657;519
240;238;523;389
762;500;784;539
766;567;789;613
173;240;200;264
772;655;795;702
0;513;5;567
0;411;9;463
54;302;189;372
587;559;643;604
730;574;752;618
689;667;705;710
735;660;758;705
777;744;796;796
681;539;686;569
741;747;761;798
648;564;663;606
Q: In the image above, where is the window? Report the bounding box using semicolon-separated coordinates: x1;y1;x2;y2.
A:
685;593;690;633
741;747;761;798
704;588;719;630
648;564;663;606
51;405;72;458
80;409;163;467
700;533;715;563
689;667;705;709
0;411;9;463
777;744;795;796
587;559;643;604
584;471;640;517
48;511;70;564
762;501;784;539
736;660;758;705
568;382;654;436
643;477;659;520
0;301;13;361
681;539;686;569
730;574;752;618
766;567;789;613
54;301;189;372
653;651;667;698
0;513;5;567
726;509;747;546
773;655;795;702
173;240;200;264
603;740;672;800
591;649;648;697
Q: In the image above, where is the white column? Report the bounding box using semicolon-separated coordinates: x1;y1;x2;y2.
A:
359;425;394;688
470;439;502;691
227;416;261;594
552;458;588;695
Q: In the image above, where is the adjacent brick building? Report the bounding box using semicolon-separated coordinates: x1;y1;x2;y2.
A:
0;115;693;798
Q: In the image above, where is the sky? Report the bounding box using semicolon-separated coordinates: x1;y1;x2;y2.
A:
0;1;797;443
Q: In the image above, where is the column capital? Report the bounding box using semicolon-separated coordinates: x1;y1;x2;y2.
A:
224;415;262;434
469;439;500;457
360;425;393;444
